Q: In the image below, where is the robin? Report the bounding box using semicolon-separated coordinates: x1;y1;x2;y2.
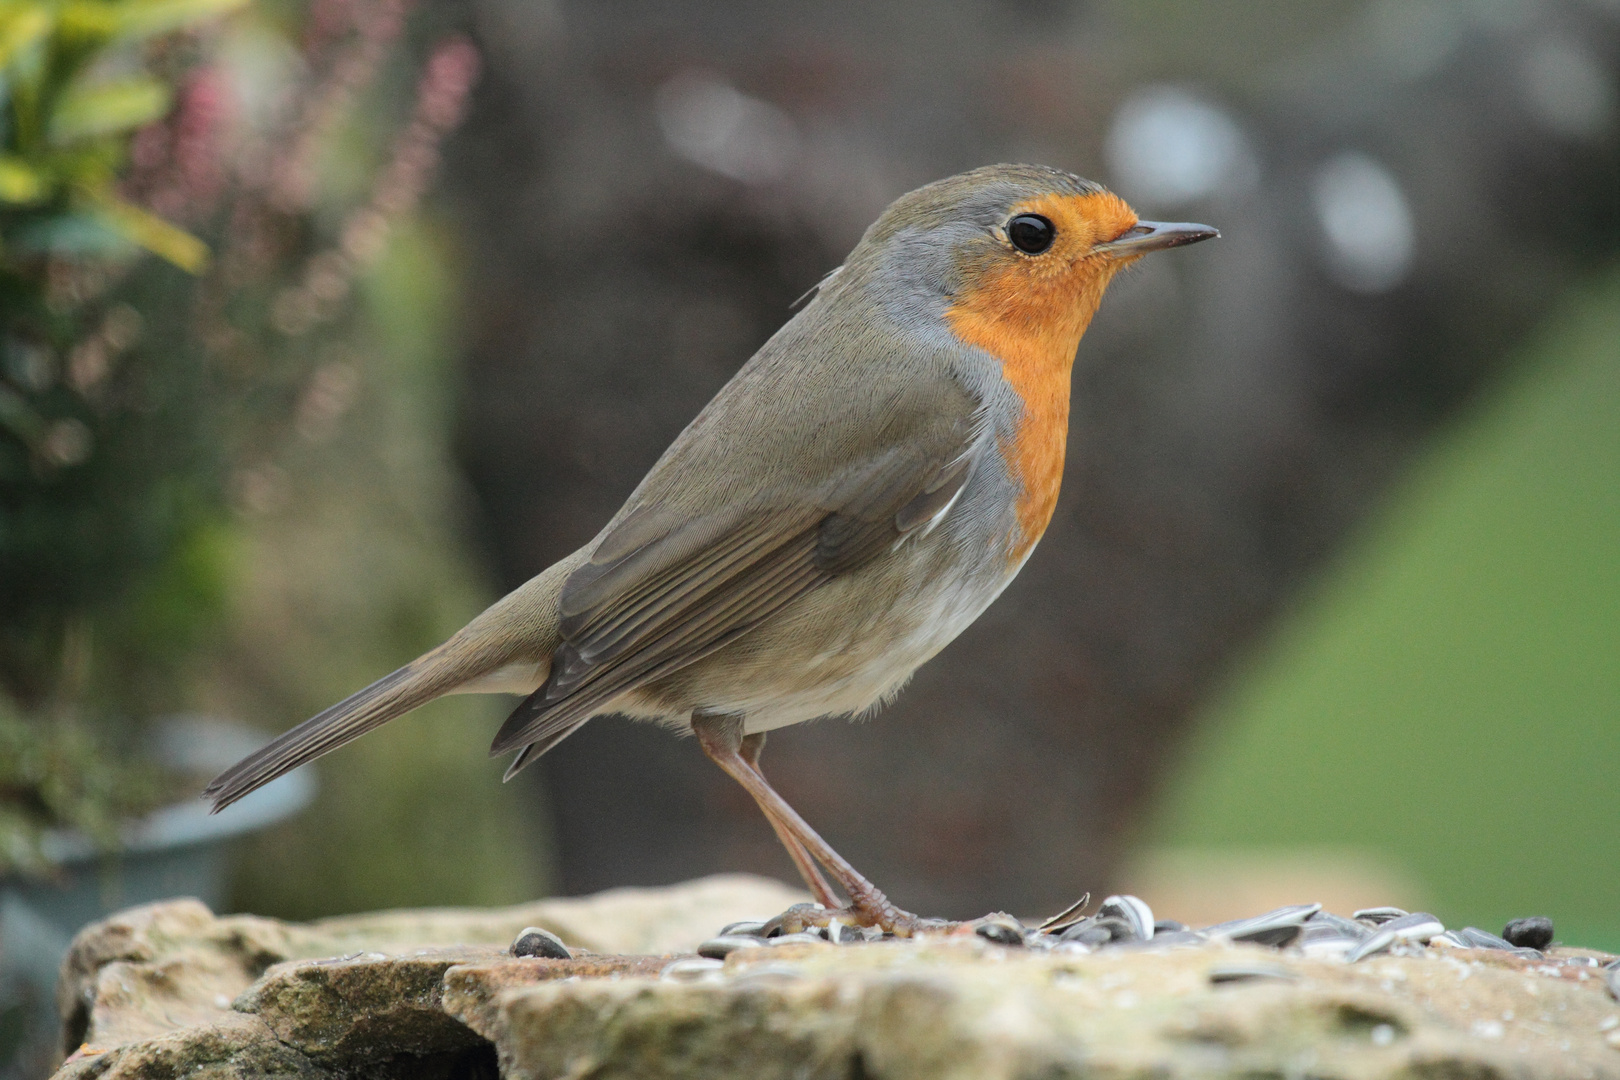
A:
206;163;1216;934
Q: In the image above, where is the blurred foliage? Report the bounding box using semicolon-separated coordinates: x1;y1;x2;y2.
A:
0;0;234;270
0;0;248;875
1147;267;1620;951
0;0;241;715
1;0;489;877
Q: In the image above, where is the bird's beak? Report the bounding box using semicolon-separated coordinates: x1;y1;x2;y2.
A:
1094;220;1219;258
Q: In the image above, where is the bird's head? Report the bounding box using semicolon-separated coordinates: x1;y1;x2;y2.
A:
843;163;1216;368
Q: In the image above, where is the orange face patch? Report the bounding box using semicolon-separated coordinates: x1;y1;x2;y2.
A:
944;190;1139;561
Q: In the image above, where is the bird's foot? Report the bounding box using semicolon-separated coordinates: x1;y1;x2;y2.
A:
761;904;1035;945
763;901;956;939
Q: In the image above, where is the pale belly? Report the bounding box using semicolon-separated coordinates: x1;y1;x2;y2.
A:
459;552;1019;731
732;565;1014;734
616;523;1030;734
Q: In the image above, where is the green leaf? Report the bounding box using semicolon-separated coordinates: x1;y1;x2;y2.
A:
0;155;48;202
52;1;118;47
57;0;247;48
48;76;171;143
0;4;52;70
119;0;250;38
81;189;209;271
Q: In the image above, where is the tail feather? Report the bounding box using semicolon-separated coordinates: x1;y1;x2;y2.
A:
202;651;467;813
205;550;585;811
500;716;590;781
490;681;581;758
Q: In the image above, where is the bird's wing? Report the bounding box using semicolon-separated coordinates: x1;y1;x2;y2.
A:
490;382;985;763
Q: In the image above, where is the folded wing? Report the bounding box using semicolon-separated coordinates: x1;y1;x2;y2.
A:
490;401;984;770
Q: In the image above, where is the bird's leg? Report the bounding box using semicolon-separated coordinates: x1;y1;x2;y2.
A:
738;731;842;911
692;711;938;936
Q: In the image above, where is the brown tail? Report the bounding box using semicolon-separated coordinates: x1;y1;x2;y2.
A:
204;550;584;812
202;647;477;812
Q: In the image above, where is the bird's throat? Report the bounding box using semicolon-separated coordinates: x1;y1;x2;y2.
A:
945;259;1117;561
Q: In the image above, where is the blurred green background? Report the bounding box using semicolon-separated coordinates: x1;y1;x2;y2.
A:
1143;269;1620;950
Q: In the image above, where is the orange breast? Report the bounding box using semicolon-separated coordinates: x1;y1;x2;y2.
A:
943;192;1133;562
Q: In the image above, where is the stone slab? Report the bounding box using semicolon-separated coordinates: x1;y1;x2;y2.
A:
463;939;1620;1080
47;879;1620;1080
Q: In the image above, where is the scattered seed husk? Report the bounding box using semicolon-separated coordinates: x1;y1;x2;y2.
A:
510;927;571;960
974;918;1026;946
1202;903;1321;947
660;957;724;981
1039;891;1092;933
1456;926;1514;950
1305;911;1371;940
698;934;768;959
1348;912;1445;962
1098;895;1156;941
1209;963;1299;984
1059;915;1138;947
695;900;1613;972
1299;933;1363;961
1353;907;1409;925
1503;916;1555;950
717;919;770;938
1140;930;1205;950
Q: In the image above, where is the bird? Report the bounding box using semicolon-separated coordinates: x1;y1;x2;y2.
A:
204;163;1216;935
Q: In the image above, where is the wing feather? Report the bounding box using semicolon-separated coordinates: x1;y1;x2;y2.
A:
568;519;793;666
491;532;822;754
490;384;988;762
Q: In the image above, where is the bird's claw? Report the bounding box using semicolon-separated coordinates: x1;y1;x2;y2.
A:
763;901;956;939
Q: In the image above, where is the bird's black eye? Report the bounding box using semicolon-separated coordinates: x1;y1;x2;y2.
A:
1007;214;1055;255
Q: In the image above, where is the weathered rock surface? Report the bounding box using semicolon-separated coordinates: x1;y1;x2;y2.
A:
51;873;804;1078
50;878;1620;1080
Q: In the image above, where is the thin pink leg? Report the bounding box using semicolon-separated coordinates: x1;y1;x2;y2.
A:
740;731;842;910
692;711;917;932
